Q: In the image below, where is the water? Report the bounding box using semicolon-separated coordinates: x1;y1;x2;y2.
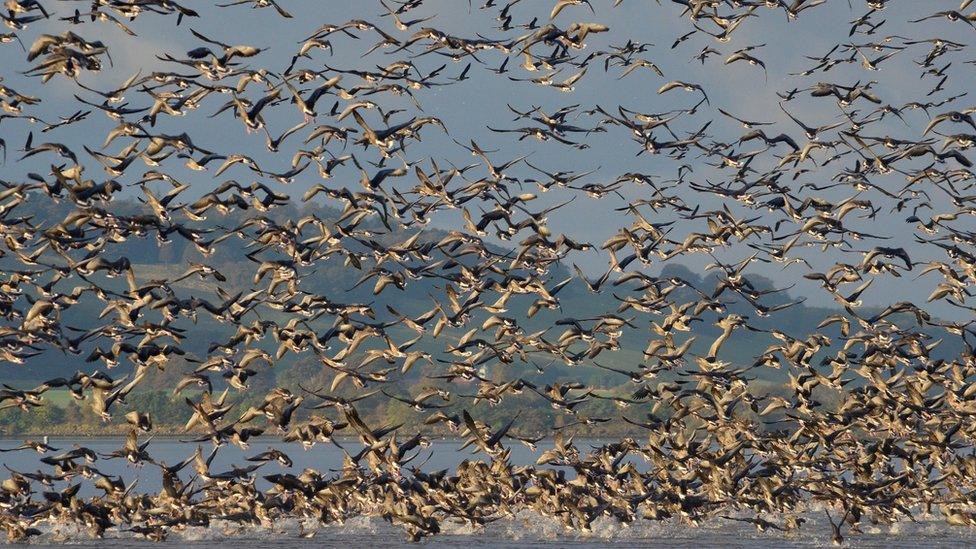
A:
22;513;976;548
4;438;976;547
0;437;576;494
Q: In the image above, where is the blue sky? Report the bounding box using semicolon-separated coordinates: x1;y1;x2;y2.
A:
1;0;973;317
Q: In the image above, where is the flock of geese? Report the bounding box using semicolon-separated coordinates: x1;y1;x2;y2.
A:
0;0;976;544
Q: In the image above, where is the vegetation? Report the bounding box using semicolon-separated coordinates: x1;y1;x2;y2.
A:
0;199;955;437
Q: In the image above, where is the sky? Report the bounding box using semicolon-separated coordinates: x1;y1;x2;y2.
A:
1;0;974;318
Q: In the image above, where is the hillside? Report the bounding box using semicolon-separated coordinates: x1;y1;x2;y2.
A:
0;198;958;436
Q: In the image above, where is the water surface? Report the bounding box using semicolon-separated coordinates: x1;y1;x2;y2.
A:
4;437;976;547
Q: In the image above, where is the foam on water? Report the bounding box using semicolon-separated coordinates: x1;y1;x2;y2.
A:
19;509;976;548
